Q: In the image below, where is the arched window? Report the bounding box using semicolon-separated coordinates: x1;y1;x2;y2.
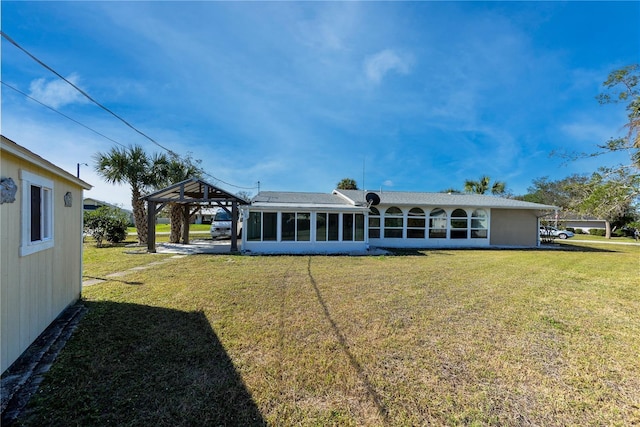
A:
429;208;447;238
384;207;403;238
471;209;488;238
369;207;380;238
450;208;468;239
407;208;425;238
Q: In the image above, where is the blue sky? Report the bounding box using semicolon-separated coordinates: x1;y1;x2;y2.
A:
2;1;638;209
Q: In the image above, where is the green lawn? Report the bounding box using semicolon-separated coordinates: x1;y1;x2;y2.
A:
19;242;640;426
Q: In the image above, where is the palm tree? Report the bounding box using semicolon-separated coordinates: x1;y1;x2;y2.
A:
337;178;358;190
94;145;158;244
464;175;506;195
155;155;203;243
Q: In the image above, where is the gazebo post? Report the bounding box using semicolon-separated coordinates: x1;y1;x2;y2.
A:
231;201;238;252
147;200;156;253
182;204;190;244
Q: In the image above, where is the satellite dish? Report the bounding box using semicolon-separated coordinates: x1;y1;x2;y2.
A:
365;192;380;206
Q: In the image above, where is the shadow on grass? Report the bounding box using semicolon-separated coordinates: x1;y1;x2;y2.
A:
306;258;390;425
384;243;619;256
18;302;266;426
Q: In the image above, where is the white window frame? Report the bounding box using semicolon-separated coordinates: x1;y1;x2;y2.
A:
20;170;54;256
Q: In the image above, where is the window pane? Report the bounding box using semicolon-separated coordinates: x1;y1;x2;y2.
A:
297;213;311;241
452;209;467;217
407;218;425;228
42;189;51;239
471;229;488;238
384;229;403;238
370;207;380;216
451;229;467;239
282;213;295;241
407;229;425;238
451;219;468;229
408;208;425;216
429;229;446;238
385;218;403;228
263;212;277;241
355;214;365;241
386;207;402;216
316;213;327;241
369;229;380;238
343;213;354;241
369;217;380;227
30;185;41;242
328;213;339;241
247;212;261;241
471;218;488;229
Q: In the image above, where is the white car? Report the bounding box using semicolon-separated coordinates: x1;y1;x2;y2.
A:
210;209;242;239
540;226;574;239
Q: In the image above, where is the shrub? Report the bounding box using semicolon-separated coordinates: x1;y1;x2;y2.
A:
84;206;129;247
589;229;606;237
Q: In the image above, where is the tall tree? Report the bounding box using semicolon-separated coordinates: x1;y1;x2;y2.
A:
94;145;159;244
463;176;506;195
154;154;203;243
595;64;639;170
568;170;639;238
337;178;358;190
519;174;589;208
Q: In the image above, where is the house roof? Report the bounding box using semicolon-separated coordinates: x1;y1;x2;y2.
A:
250;191;366;210
1;135;92;190
335;189;558;210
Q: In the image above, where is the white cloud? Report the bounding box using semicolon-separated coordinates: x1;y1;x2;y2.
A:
29;73;87;108
363;49;412;84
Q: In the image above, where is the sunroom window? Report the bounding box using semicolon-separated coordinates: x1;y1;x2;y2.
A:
429;208;447;238
384;207;403;238
368;207;380;238
407;207;425;238
450;208;468;239
471;209;488;238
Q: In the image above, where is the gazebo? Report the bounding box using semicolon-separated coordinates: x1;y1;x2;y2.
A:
143;178;249;253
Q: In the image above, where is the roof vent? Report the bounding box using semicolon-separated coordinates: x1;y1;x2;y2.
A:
365;192;381;206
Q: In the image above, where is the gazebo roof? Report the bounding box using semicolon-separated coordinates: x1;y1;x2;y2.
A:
144;178;249;205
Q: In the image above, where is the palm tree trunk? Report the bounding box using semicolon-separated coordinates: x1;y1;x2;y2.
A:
132;187;148;244
169;203;183;243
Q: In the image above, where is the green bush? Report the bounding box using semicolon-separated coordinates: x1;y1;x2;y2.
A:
84;206;129;247
589;229;606;237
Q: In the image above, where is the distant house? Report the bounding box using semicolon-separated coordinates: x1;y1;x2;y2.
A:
1;135;91;374
83;197;134;225
240;189;557;254
563;216;607;233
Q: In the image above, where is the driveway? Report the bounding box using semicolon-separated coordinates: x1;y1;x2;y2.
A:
156;239;237;255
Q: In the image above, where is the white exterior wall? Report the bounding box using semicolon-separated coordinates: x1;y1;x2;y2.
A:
369;205;492;249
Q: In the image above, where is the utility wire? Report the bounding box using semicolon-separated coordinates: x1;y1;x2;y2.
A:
1;30;259;192
1;80;127;148
1;30;177;155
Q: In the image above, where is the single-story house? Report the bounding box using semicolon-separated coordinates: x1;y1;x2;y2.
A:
563;216;607;233
83;197;134;225
1;135;91;374
240;189;557;254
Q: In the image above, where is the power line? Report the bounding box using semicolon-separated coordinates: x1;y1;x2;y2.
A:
1;30;177;156
1;80;127;148
1;30;260;192
4;78;258;191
